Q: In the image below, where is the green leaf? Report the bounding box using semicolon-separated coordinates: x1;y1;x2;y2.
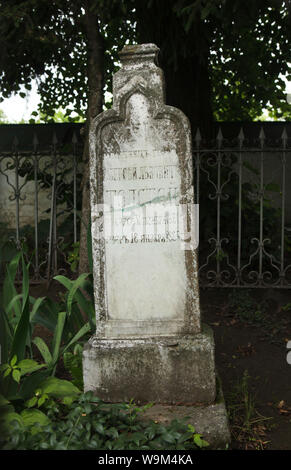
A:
70;285;95;331
0;394;11;408
32;298;59;332
67;273;89;317
25;396;38;408
193;433;209;448
32;337;52;365
0;410;24;432
30;297;46;322
161;432;176;444
0;307;12;364
51;311;67;365
21;255;30;308
12;369;21;383
37;395;47;407
95;422;104;434
18;358;47;376
61;322;91;355
19;369;50;401
61;395;75;405
39;377;80;399
10;355;17;366
20;408;50;428
10;293;31;362
53;275;73;291
6;294;24;315
2;252;21;316
3;367;11;378
188;423;195;433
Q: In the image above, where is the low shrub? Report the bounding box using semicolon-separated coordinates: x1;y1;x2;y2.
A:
0;391;208;450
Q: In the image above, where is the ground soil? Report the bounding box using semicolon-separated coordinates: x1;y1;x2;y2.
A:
200;287;291;450
30;282;291;450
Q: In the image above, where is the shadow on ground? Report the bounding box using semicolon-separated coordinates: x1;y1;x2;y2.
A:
200;287;291;450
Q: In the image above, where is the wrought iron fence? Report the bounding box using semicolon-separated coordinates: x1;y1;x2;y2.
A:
194;125;291;287
0;127;83;282
1;123;291;288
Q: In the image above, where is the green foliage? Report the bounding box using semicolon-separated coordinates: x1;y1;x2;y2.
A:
0;247;210;451
136;0;291;122
0;108;9;123
0;391;208;450
53;271;96;335
0;1;290;122
63;344;83;389
207;0;291;121
0;252;46;365
0;251;95;404
225;370;272;449
32;271;95;375
28;108;85;124
0;369;81;436
0;0;135;120
67;242;80;273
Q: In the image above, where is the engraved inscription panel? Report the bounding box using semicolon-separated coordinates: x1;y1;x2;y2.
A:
100;92;187;322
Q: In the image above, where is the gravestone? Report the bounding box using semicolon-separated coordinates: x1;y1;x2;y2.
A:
83;44;230;447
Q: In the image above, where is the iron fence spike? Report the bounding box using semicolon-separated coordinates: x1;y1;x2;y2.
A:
52;132;58;145
216;127;223;142
72;131;78;144
194;128;202;146
238;127;245;142
281;127;288;142
33;132;39;149
259;126;266;140
12;135;19;148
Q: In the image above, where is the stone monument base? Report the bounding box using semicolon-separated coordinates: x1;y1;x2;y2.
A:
139;379;230;449
83;324;217;404
82;323;230;448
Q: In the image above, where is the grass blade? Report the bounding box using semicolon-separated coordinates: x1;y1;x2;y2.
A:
29;297;46;322
67;273;89;316
51;311;67;366
21;254;30;309
61;322;91;356
10;295;30;362
0;307;12;363
32;337;53;365
2;252;22;318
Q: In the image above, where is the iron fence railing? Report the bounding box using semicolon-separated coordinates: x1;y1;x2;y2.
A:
194;126;291;287
0;130;83;282
1;124;291;287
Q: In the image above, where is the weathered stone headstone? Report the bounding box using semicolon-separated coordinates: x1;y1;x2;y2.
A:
83;44;230;447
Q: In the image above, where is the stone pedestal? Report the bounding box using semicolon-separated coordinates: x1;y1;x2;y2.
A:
83;43;230;448
83;324;216;404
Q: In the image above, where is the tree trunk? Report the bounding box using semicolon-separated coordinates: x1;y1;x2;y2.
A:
78;3;104;274
135;0;214;139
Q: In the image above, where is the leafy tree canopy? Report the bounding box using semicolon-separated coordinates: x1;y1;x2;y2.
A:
135;0;291;126
0;0;135;121
0;0;290;125
0;108;8;123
